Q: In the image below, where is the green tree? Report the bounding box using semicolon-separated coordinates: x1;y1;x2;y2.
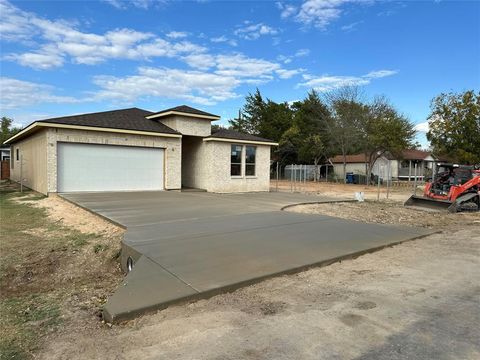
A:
426;90;480;164
1;117;21;145
362;97;417;181
229;89;265;135
279;90;333;172
229;89;292;142
325;87;368;182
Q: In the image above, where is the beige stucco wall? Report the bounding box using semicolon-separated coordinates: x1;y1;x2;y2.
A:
45;128;182;193
10;129;48;194
158;115;212;137
204;141;271;193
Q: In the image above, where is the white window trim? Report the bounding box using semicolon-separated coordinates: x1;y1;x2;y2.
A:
230;144;243;178
230;144;257;179
245;145;256;178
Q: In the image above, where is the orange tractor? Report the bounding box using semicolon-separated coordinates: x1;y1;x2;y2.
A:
405;163;480;212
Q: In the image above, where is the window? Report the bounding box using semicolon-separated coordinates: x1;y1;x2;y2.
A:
11;147;14;169
231;145;242;176
16;148;19;161
245;146;256;176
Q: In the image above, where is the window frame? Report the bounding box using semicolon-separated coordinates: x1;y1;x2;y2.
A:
245;145;256;177
230;144;243;177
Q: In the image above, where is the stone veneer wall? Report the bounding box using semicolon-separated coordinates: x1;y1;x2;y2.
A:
46;128;181;193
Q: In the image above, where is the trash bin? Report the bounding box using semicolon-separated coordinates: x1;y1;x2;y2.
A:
346;172;354;184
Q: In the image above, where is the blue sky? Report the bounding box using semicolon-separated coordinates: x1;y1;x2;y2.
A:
1;0;479;147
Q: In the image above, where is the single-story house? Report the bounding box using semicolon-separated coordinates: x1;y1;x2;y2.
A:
5;105;277;195
330;149;440;181
0;146;11;180
0;146;10;161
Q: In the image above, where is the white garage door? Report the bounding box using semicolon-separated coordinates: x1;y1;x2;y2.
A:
57;143;164;192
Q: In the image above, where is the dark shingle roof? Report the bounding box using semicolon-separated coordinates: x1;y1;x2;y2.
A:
38;108;179;135
148;105;220;118
207;129;275;143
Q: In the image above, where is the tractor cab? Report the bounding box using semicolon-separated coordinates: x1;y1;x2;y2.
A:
427;163;474;197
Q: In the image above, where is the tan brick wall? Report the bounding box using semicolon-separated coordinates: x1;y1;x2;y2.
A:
10;129;48;194
158;115;212;137
46;128;181;193
205;141;271;193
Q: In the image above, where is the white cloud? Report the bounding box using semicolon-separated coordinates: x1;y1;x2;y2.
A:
166;31;188;39
277;2;297;19
182;53;215;70
90;52;297;105
1;1;205;69
364;69;398;78
102;0;167;10
280;0;371;30
299;69;397;91
277;48;310;64
234;23;279;40
341;20;363;32
0;77;81;110
276;68;304;79
414;121;429;133
210;35;237;46
4;49;64;70
215;54;281;78
92;67;240;105
295;48;310;57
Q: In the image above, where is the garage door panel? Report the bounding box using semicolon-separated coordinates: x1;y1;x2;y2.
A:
58;143;164;192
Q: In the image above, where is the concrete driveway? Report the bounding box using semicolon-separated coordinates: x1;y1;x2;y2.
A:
61;191;433;322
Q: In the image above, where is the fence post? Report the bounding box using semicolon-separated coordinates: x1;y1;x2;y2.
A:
290;164;293;192
377;170;381;201
276;162;279;192
413;163;418;196
386;160;391;199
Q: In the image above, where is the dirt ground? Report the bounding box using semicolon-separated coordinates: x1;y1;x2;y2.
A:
3;182;479;359
0;185;124;359
271;179;419;202
40;226;480;360
289;201;480;229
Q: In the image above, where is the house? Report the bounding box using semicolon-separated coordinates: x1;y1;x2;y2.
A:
330;149;439;181
4;106;277;195
0;146;10;161
0;146;11;180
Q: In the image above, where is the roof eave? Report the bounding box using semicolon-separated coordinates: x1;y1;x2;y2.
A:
203;137;278;146
4;122;182;144
146;110;220;121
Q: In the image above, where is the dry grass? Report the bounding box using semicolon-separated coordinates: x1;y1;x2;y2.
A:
0;183;123;359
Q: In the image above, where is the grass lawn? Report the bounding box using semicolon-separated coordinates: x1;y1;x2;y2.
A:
0;184;122;359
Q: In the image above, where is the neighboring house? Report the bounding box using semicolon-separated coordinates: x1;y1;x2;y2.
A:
4;106;277;195
330;149;439;181
0;147;10;161
0;146;11;180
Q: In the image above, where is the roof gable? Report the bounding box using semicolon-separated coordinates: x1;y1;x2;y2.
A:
146;105;220;120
